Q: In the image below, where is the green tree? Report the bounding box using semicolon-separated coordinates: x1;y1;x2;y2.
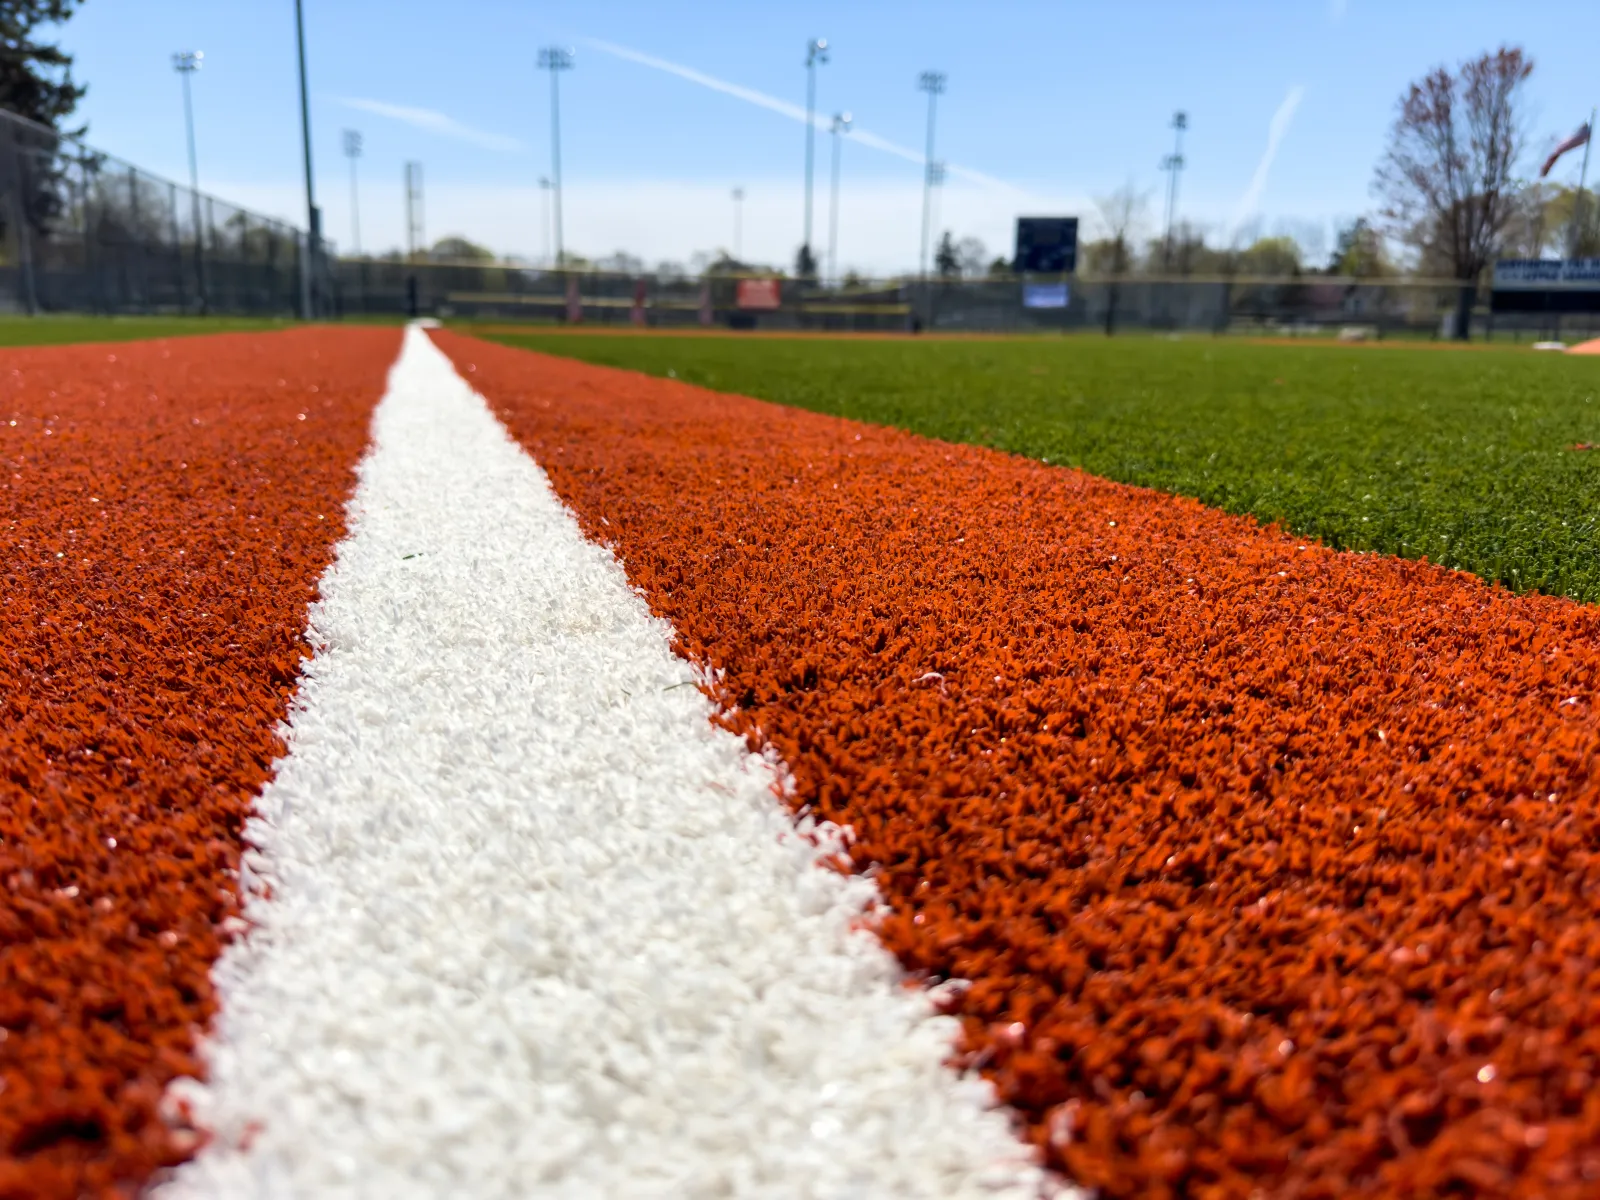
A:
1238;236;1302;277
430;235;494;262
594;249;644;273
1329;218;1391;277
954;236;987;278
1143;221;1231;276
0;1;87;131
0;2;87;247
934;231;960;278
1516;183;1600;257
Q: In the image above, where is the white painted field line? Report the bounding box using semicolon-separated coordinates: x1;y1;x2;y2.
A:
156;327;1064;1198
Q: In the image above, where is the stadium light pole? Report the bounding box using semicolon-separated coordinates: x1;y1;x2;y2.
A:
828;113;851;285
803;37;828;274
404;161;424;259
918;71;946;282
732;186;745;261
538;46;574;269
342;129;363;256
293;0;319;319
172;50;206;312
1161;110;1188;272
539;176;553;266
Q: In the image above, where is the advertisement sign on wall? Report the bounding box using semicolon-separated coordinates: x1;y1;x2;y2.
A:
1493;258;1600;289
1022;282;1070;309
1492;258;1600;314
736;278;783;310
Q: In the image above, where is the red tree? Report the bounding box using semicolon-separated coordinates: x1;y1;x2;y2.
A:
1374;46;1533;339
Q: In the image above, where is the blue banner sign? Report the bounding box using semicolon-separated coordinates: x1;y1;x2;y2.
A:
1022;282;1070;309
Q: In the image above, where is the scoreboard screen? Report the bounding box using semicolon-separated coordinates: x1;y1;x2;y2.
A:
1014;217;1079;275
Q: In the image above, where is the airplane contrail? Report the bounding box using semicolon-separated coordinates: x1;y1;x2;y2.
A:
336;97;525;153
581;37;1031;196
1232;85;1306;233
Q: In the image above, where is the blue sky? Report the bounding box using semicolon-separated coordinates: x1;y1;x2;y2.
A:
49;0;1600;274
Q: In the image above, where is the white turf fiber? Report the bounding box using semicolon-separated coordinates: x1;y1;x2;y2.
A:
157;327;1063;1198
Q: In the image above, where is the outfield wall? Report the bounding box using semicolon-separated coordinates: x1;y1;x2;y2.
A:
331;262;1590;341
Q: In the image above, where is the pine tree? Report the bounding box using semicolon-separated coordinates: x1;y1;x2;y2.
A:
1;1;87;133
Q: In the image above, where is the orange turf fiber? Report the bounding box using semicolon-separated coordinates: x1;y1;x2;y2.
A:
0;327;396;1198
438;329;1600;1199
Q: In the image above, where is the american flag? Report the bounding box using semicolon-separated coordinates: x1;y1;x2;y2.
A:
1540;123;1592;178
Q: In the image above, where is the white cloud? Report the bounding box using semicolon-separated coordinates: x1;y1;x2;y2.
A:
581;38;1032;197
334;97;525;154
1232;85;1306;237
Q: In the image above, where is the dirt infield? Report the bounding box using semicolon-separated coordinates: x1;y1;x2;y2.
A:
442;329;1600;1198
0;328;396;1198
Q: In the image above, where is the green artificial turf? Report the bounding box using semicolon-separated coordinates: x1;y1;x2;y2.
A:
482;330;1600;603
0;315;303;349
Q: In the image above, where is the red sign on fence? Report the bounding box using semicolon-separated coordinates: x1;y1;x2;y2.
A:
736;278;782;310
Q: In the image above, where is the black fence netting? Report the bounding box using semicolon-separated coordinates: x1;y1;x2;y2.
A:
0;108;305;316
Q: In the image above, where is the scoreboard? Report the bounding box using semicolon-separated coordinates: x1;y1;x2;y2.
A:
1014;217;1079;275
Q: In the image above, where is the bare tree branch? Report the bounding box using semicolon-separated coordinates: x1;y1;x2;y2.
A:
1374;46;1532;336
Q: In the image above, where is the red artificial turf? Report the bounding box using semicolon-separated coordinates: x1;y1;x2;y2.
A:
439;329;1600;1199
0;327;397;1198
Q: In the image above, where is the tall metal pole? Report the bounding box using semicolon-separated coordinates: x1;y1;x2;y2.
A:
1572;108;1596;257
294;0;317;319
538;47;573;268
918;71;946;281
803;38;828;273
828;114;850;285
342;129;362;255
539;176;552;266
1161;110;1188;271
173;51;206;312
404;162;424;258
732;186;745;261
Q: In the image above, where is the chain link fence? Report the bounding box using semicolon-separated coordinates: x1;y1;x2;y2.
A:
341;260;1580;340
0;108;305;316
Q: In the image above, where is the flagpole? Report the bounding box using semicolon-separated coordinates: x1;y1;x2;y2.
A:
1574;108;1596;258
